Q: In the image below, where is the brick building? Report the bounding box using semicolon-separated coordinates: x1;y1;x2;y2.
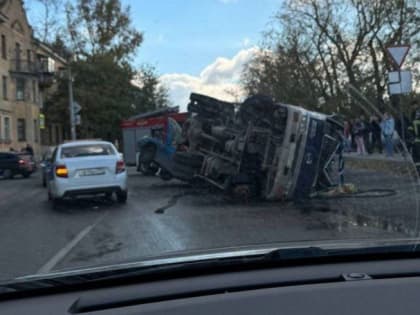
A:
0;0;66;156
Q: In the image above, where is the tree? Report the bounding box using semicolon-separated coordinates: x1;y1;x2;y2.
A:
65;0;143;61
131;65;171;112
242;0;419;117
43;0;168;142
29;0;64;43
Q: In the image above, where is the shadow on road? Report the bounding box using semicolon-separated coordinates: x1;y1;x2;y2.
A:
50;196;125;214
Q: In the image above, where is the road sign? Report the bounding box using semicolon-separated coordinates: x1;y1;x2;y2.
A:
75;114;81;126
39;113;45;130
387;45;410;68
388;70;412;95
73;101;82;114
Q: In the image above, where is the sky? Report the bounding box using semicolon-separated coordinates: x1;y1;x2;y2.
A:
119;0;283;108
26;0;283;108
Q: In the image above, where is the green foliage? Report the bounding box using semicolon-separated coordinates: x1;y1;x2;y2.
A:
65;0;143;61
131;65;170;113
242;0;419;118
43;0;169;142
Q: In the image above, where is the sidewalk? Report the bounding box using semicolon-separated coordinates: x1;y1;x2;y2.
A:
343;152;408;162
343;151;417;179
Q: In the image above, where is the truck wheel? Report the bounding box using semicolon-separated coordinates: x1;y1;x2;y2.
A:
139;145;156;163
173;152;203;168
159;169;173;181
139;162;159;176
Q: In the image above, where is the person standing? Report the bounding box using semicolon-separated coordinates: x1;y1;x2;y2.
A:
25;143;34;156
381;112;395;157
350;119;356;152
409;110;420;172
343;120;352;152
370;116;382;154
353;118;367;155
360;115;370;154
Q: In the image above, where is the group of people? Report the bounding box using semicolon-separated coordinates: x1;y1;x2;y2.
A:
343;113;396;157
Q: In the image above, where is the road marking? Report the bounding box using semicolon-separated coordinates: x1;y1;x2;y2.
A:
36;213;107;274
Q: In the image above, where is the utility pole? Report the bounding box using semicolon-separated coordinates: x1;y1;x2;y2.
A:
68;65;76;140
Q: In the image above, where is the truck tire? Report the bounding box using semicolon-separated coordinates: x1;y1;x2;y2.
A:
139;145;156;163
173;152;203;168
159;169;173;181
138;162;159;176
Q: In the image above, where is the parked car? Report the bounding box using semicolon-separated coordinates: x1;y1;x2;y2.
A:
47;140;128;206
0;152;33;179
18;153;36;173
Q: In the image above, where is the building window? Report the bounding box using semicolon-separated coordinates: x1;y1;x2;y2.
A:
32;79;36;103
15;42;21;70
17;118;26;142
1;35;6;59
4;117;10;140
2;76;7;100
34;119;38;143
16;78;25;101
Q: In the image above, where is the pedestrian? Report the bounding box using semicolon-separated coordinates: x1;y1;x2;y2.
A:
343;120;352;152
25;143;34;156
411;99;420;122
380;112;395;157
353;118;367;155
350;119;357;152
370;116;382;154
409;110;420;172
360;115;370;154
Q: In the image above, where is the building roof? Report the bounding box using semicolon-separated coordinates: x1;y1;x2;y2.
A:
32;39;68;65
128;107;180;121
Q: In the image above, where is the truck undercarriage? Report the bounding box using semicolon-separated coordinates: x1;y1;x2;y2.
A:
139;93;344;200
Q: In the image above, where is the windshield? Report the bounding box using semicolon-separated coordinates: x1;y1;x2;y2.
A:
0;0;419;285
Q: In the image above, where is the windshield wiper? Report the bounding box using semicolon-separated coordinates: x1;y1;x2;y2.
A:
2;241;420;296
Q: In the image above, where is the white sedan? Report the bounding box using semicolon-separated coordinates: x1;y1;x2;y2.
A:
47;140;128;205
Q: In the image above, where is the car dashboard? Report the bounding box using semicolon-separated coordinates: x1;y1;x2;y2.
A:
2;257;420;314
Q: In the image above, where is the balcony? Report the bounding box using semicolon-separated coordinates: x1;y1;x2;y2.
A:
9;59;38;75
10;58;56;88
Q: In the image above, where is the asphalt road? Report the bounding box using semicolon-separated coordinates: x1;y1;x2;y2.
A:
0;165;417;281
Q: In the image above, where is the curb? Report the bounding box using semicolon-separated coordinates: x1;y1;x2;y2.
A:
344;155;417;178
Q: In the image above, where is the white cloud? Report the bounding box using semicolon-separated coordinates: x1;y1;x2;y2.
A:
242;37;251;47
160;47;260;110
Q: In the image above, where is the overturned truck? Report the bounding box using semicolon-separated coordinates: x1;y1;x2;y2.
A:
140;93;344;200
